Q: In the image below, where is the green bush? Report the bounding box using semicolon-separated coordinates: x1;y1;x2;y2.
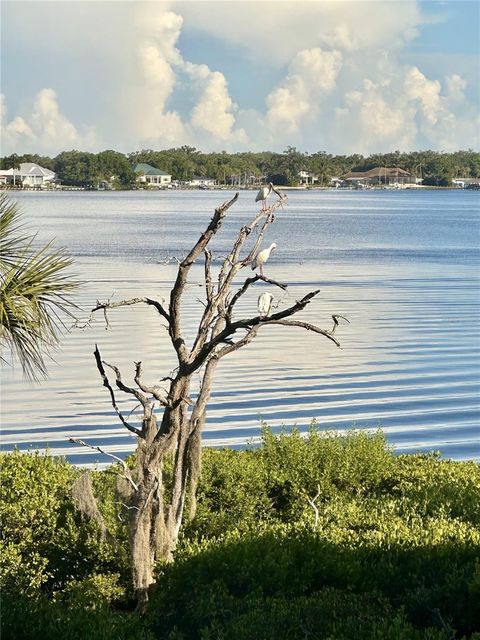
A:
189;426;394;538
158;427;480;639
2;427;479;639
1;591;153;640
150;524;479;639
0;450;130;599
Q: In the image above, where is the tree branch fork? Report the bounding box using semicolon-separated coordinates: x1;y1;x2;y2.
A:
69;189;350;605
89;195;344;366
80;192;349;449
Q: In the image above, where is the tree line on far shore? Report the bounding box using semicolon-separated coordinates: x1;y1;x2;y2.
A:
1;147;479;189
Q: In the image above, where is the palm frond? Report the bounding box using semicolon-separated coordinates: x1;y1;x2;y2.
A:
0;194;81;380
0;194;32;270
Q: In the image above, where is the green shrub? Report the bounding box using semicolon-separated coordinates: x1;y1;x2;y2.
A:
1;591;153;640
0;450;130;599
159;427;479;639
151;522;479;639
2;427;479;639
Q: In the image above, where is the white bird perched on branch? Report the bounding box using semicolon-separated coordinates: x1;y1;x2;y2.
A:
258;292;274;317
251;242;276;276
255;183;273;210
255;183;284;210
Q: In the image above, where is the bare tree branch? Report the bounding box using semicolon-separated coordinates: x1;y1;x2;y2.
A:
134;361;170;407
191;198;284;359
102;360;150;408
68;437;139;492
190;289;322;370
169;194;239;365
94;345;142;436
92;297;170;324
331;314;350;334
216;327;260;358
241;209;277;266
306;485;321;531
204;249;214;304
226;274;288;321
266;319;341;347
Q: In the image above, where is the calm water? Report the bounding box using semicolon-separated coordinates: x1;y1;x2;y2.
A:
1;189;479;466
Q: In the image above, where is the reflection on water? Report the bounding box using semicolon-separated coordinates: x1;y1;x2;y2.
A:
1;189;479;465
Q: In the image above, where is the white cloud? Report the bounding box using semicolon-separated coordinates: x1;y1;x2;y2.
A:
1;90;97;155
185;63;246;143
124;5;246;150
445;74;467;100
331;63;479;153
1;1;478;155
133;42;186;144
404;66;442;125
136;9;183;64
333;76;417;154
266;48;342;135
176;0;422;65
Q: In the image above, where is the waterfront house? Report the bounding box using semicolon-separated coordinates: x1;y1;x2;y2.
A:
298;170;318;185
0;163;56;187
185;176;216;188
134;163;172;187
452;178;480;189
329;177;343;188
343;167;414;187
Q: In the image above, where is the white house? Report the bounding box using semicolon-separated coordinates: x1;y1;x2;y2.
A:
0;163;56;187
134;163;172;187
452;178;480;189
185;176;216;188
329;177;343;188
298;170;318;185
0;168;14;185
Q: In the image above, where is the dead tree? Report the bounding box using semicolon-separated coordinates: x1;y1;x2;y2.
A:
74;192;346;606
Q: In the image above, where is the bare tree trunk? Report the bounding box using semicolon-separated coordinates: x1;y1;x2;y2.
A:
75;191;348;606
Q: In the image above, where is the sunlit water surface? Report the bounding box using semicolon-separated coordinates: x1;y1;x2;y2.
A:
1;189;479;466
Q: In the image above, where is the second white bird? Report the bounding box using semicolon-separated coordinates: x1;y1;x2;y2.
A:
258;292;274;317
251;242;276;276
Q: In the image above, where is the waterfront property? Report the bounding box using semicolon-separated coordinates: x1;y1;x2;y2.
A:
452;177;480;189
134;163;172;187
298;170;318;185
343;166;418;187
185;176;217;188
0;162;56;187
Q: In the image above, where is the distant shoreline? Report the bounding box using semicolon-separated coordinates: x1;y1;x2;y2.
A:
3;184;475;193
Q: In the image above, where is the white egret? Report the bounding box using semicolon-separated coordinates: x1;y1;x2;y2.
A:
255;183;273;210
258;292;274;317
251;242;276;276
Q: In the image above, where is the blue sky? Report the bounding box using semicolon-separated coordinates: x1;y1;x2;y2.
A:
1;1;479;155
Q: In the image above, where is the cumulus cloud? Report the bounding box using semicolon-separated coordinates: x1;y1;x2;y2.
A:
445;74;467;100
137;9;183;64
1;89;97;155
335;82;417;154
176;0;422;65
125;6;245;149
404;67;442;125
185;62;246;143
133;41;185;144
331;63;478;153
1;1;478;155
266;48;342;134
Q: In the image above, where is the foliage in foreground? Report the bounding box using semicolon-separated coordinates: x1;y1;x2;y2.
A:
1;427;479;639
